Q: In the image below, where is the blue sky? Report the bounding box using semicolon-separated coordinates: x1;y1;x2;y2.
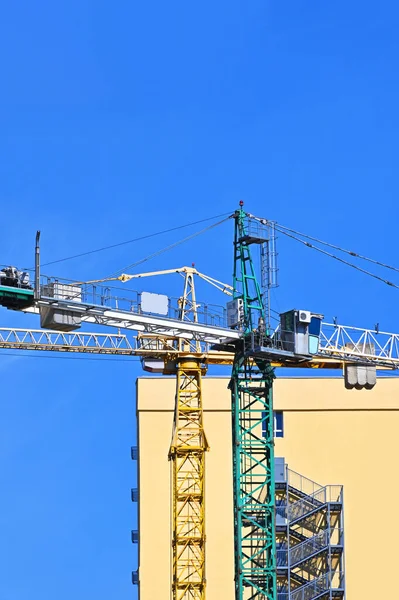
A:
1;1;399;598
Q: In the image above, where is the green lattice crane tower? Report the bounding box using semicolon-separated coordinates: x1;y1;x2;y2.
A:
229;202;277;600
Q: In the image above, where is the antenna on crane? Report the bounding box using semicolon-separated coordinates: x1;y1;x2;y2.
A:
34;230;41;301
239;204;279;331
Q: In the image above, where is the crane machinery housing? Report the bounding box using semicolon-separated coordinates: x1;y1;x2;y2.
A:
1;204;398;600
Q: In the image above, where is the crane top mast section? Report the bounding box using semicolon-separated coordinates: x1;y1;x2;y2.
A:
233;201;266;334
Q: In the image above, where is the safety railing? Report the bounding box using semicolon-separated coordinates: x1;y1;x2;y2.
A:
276;486;343;525
319;322;399;367
291;573;330;600
276;527;343;570
286;468;324;499
290;530;329;566
40;277;229;330
271;319;399;368
288;485;343;523
288;496;323;523
242;216;272;242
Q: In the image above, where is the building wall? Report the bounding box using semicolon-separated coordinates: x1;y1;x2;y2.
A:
137;376;399;599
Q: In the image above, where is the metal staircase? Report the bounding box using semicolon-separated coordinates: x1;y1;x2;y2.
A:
275;459;345;600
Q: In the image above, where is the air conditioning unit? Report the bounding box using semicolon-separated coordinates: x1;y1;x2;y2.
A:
227;299;244;328
298;310;311;324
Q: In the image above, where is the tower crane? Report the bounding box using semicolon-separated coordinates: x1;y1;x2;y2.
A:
0;207;399;600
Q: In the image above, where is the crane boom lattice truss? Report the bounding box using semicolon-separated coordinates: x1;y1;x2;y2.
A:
3;326;399;368
0;327;136;354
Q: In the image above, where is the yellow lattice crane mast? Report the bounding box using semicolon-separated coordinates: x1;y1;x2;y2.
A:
167;268;210;600
71;264;233;600
170;356;208;599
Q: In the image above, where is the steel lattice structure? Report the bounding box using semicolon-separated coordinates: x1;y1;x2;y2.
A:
231;357;276;600
169;358;208;600
0;327;135;353
230;205;277;599
319;322;399;367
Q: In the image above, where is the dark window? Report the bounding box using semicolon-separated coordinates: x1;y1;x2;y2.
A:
274;411;284;438
261;411;284;438
309;316;321;336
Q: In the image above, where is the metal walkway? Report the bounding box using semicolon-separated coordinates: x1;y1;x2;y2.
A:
275;459;345;600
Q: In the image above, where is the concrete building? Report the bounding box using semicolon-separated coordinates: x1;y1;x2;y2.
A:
136;375;399;599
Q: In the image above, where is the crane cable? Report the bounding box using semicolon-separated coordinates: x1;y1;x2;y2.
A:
39;211;233;267
274;226;399;290
46;215;231;302
105;215;232;279
274;222;399;275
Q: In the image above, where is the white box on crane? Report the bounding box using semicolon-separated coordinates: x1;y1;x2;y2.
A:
140;291;168;316
227;299;244;329
40;282;82;332
41;282;82;303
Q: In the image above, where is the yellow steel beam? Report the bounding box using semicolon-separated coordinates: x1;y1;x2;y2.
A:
169;357;208;600
138;350;346;369
136;334;349;369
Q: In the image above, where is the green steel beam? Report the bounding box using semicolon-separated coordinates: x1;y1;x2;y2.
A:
230;206;277;600
232;206;265;333
0;285;35;309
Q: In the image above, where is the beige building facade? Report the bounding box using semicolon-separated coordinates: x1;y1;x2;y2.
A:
136;375;399;599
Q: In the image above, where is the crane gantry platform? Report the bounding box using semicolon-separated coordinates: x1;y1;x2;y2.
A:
0;205;398;600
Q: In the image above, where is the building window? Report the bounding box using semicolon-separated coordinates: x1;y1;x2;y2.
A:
261;411;284;438
274;411;284;438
